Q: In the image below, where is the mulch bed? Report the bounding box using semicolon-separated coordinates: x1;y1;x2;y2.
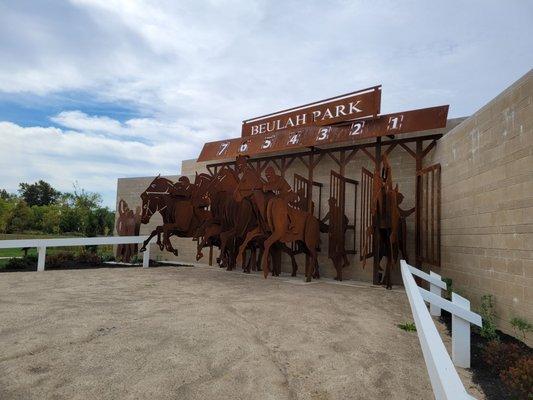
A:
440;310;532;399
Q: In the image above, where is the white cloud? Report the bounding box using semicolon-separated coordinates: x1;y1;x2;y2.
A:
0;119;198;206
0;0;532;207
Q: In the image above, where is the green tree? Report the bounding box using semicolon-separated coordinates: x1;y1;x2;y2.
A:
59;207;84;234
18;180;61;207
0;197;17;233
6;200;32;233
42;206;62;234
0;189;16;200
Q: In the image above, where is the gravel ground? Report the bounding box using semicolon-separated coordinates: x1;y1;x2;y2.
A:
0;265;483;399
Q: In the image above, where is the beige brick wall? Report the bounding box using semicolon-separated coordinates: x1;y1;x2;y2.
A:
426;70;532;345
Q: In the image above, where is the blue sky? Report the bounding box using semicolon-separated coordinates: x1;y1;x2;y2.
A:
0;0;532;208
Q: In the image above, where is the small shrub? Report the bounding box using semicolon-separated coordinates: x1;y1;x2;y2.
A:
101;253;115;262
398;322;417;332
510;317;532;341
482;340;522;373
5;255;37;269
75;250;101;264
499;356;533;399
46;251;74;266
479;294;498;340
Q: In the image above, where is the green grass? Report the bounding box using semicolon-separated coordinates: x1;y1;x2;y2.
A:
397;322;417;332
0;233;114;259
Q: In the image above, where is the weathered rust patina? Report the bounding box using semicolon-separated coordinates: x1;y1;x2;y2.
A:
241;85;381;137
198;105;449;162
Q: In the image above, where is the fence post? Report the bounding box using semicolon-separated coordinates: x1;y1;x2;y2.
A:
452;292;471;368
430;271;442;316
142;243;150;268
37;246;46;271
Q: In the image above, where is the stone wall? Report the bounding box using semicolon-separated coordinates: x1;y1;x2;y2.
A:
425;70;532;345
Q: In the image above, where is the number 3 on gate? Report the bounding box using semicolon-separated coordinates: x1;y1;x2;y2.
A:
316;127;330;141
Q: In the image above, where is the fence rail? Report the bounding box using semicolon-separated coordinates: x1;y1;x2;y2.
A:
0;236;152;271
400;260;481;400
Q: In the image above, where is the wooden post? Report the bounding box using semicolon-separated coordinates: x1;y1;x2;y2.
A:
307;150;315;213
372;138;381;285
415;140;423;270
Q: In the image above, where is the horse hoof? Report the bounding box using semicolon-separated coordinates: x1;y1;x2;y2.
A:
139;247;146;253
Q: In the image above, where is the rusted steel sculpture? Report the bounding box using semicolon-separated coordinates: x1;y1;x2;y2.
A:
364;155;414;289
322;197;349;281
139;174;213;255
233;157;320;282
138;154;321;281
116;199;141;262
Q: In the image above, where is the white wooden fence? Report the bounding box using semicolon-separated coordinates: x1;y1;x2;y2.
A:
0;236;152;270
400;260;482;400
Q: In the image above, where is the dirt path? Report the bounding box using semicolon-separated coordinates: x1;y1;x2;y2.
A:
0;266;482;399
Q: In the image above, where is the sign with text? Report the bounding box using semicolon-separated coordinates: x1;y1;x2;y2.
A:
198;105;449;162
241;86;381;137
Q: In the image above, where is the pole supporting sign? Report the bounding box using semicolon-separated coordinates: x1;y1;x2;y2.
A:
241;85;382;137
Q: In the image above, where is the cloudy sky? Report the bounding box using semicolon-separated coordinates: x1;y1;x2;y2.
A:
0;0;532;208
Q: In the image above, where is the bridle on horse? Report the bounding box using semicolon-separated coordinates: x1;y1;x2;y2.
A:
141;180;175;218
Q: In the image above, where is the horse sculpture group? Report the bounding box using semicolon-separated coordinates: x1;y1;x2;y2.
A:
138;154;413;288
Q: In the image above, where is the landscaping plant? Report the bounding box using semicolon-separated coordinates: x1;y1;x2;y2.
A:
499;356;533;399
479;294;498;340
510;317;532;342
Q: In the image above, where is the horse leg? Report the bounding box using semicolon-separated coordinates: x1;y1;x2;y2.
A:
271;244;282;277
236;227;261;267
244;247;251;273
140;227;161;252
384;256;392;290
196;236;207;261
257;247;264;272
262;232;282;278
313;258;320;279
218;229;235;270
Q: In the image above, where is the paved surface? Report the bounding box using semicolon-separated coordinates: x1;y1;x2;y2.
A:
0;266;481;399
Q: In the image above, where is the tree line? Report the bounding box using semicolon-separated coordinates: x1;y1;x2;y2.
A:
0;180;114;236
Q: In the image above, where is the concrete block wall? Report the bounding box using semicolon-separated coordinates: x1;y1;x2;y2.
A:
426;70;532;345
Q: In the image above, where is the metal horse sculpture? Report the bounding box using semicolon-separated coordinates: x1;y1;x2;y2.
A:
322;197;349;281
139;157;319;282
233;158;320;282
364;155;414;289
139;174;212;255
